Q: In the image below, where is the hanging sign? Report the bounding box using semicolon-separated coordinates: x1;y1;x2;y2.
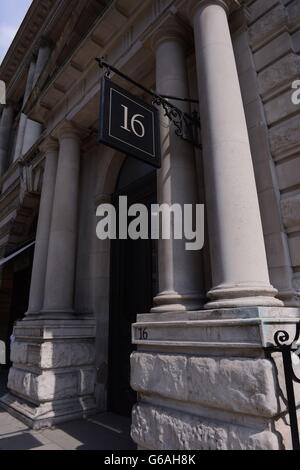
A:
99;77;161;168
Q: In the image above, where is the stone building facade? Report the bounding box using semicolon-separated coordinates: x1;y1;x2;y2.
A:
0;0;300;450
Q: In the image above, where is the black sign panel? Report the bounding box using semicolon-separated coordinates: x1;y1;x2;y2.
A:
99;77;161;168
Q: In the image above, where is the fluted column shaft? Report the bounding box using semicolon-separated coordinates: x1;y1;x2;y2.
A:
152;21;204;312
27;137;58;314
191;0;282;308
42;123;81;313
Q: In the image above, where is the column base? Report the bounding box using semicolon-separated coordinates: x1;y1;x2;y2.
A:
0;315;97;429
131;306;300;450
0;392;96;430
151;291;204;313
205;285;283;309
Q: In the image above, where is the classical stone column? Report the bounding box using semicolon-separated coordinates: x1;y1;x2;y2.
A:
42;122;81;314
151;19;204;312
21;42;50;155
0;104;14;176
26;137;58;315
32;40;50;87
1;126;96;429
190;0;282;308
13;60;36;162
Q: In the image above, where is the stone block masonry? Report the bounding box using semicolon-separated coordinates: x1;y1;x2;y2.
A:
0;317;97;429
130;307;300;450
246;0;300;304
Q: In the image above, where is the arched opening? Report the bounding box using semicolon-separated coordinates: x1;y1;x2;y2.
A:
108;156;158;416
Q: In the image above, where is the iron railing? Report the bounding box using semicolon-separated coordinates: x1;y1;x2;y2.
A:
265;323;300;450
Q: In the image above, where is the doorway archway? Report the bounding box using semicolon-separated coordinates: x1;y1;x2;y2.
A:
108;157;158;416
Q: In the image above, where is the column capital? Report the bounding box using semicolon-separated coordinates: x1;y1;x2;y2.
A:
151;15;192;51
39;136;58;154
54;120;81;142
37;36;52;50
187;0;242;19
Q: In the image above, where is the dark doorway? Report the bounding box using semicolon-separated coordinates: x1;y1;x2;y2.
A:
6;248;34;366
108;160;157;417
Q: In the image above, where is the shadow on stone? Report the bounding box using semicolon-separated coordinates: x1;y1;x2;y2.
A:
0;433;42;450
0;367;8;398
55;413;136;450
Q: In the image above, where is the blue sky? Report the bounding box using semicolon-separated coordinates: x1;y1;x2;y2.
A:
0;0;32;64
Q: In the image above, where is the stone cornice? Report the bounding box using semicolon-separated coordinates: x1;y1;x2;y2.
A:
23;0;152;123
0;0;55;88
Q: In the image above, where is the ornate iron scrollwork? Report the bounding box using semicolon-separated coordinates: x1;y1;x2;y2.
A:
265;322;300;450
152;95;200;148
274;326;300;350
96;58;201;149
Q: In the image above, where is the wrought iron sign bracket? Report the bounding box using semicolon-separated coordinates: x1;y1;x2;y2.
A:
95;58;201;149
264;322;300;450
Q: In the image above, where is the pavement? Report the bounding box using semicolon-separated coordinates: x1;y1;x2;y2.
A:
0;367;136;450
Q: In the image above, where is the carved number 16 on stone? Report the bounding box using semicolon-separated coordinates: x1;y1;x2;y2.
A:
138;328;148;340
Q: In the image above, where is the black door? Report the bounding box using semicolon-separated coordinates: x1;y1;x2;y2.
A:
108;171;157;416
6;248;34;365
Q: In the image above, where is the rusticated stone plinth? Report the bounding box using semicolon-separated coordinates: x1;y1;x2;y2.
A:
131;307;300;450
0;316;96;429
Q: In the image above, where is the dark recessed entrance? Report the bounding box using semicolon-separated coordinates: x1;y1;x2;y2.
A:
108;158;158;417
0;245;34;373
7;248;34;365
